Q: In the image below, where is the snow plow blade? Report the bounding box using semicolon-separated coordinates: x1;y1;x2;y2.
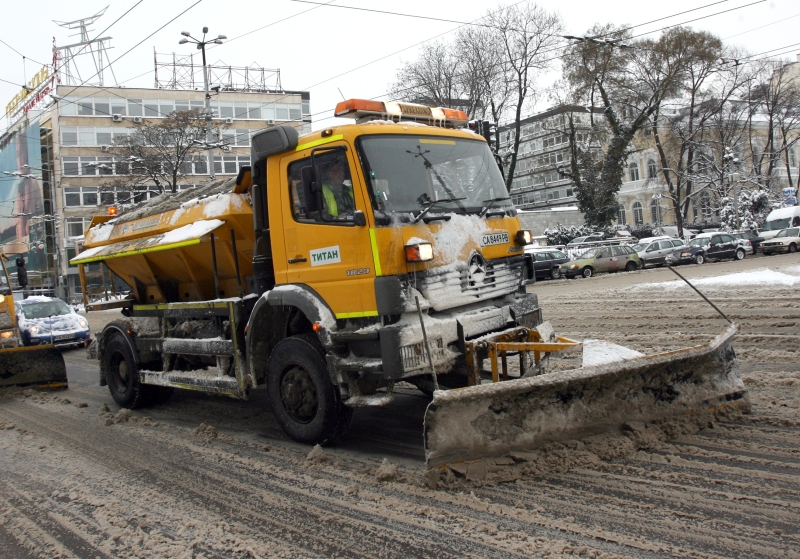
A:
0;345;68;390
424;323;747;469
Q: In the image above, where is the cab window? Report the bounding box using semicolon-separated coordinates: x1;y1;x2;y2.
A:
287;151;356;225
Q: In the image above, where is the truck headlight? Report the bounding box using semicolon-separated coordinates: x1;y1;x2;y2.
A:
405;241;434;262
0;331;12;338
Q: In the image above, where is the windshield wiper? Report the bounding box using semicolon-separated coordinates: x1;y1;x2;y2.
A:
479;197;510;218
412;196;467;224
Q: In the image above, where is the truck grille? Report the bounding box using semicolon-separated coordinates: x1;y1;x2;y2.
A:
415;256;523;312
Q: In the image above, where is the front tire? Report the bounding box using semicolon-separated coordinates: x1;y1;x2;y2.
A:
582;267;594;278
266;334;352;445
695;254;705;265
104;333;149;409
735;248;745;261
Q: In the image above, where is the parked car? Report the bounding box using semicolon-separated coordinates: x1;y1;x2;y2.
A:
15;296;91;348
562;245;640;278
567;234;605;247
665;232;745;265
730;231;765;254
525;248;570;280
632;237;687;267
760;228;800;255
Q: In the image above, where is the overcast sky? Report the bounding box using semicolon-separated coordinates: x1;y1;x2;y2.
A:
1;0;797;133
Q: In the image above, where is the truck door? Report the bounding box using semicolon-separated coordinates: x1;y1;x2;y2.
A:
280;146;378;319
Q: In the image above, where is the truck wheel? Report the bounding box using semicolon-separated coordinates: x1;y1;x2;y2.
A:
266;334;352;445
735;248;745;260
695;254;705;265
582;267;594;278
104;333;150;409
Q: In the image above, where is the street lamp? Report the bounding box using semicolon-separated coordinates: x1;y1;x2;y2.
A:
179;27;227;181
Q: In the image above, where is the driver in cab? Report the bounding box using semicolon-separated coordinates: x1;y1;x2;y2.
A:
321;158;355;219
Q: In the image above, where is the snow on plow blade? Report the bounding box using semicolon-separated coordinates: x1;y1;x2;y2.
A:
424;323;747;469
0;345;68;390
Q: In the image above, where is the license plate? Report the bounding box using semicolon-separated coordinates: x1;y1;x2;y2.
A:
481;232;510;247
54;334;74;341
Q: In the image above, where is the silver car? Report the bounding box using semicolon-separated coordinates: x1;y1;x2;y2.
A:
632;238;687;267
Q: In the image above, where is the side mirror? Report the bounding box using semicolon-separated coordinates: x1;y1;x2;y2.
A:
300;165;320;213
351;210;367;227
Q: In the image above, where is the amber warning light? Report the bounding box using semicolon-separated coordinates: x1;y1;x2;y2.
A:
334;99;468;128
107;206;118;216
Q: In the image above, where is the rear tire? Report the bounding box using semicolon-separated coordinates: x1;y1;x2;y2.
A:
735;248;745;261
582;267;594;278
266;334;352;445
550;266;560;280
625;261;638;272
104;333;150;409
695;254;705;265
789;243;797;254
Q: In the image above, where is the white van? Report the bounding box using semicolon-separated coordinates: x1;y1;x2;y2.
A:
760;207;800;240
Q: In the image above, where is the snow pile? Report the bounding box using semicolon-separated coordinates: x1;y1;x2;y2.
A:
632;267;800;291
114;177;236;224
582;339;644;367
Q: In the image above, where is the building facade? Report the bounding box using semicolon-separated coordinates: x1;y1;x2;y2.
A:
498;105;603;212
0;85;310;300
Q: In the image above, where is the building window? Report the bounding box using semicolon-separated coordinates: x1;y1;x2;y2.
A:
650;198;662;225
64;187;98;207
647;159;658;179
617;204;627;225
633;202;643;225
66;217;94;238
628;163;640;182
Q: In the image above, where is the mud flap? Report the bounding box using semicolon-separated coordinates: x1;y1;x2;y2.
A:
424;323;747;469
0;345;68;390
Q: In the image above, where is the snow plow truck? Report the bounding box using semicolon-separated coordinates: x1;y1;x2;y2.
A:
0;256;68;390
73;100;748;469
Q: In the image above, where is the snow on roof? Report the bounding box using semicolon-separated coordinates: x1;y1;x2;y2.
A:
632;266;800;291
767;206;800;220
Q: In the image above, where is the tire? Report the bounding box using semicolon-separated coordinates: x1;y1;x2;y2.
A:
266;334;353;445
695;254;705;265
789;244;797;254
735;248;745;261
625;261;638;272
582;267;594;278
104;333;150;409
550;266;561;280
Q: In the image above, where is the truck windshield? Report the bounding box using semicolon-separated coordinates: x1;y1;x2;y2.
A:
763;218;791;231
357;135;511;222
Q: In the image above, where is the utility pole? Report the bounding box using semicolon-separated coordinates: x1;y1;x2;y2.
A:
179;28;226;181
723;148;741;230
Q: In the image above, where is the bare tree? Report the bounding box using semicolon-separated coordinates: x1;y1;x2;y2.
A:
111;109;226;197
563;25;691;226
486;3;563;189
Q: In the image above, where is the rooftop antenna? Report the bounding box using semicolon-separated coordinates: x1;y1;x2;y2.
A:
53;6;117;86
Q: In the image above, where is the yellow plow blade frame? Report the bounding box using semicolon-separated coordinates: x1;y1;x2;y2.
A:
0;345;68;390
424;323;747;469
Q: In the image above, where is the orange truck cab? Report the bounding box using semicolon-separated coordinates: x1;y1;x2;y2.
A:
80;100;540;445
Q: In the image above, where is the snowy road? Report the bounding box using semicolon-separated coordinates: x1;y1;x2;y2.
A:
1;254;799;558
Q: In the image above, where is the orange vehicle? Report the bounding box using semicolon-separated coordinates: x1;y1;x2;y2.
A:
74;100;747;468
